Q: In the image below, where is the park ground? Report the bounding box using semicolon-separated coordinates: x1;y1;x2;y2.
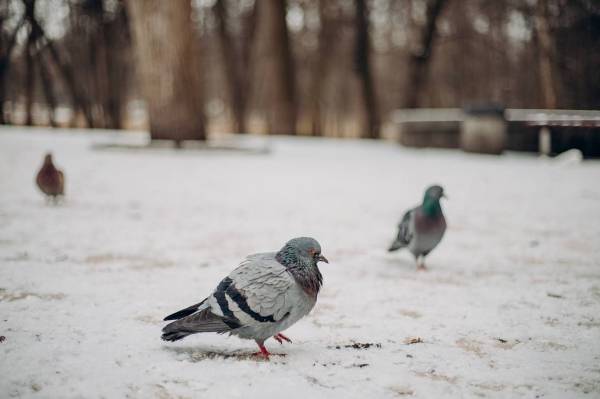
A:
1;127;599;398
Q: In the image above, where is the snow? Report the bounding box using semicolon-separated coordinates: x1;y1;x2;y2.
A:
1;126;599;398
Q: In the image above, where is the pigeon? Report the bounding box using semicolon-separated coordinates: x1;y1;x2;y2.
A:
389;185;446;270
36;153;64;202
161;237;328;359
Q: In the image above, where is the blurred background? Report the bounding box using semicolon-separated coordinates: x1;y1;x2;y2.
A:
0;0;598;154
2;2;600;395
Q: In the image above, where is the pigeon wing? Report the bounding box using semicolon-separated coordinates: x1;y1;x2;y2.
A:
398;208;415;244
389;207;416;251
207;253;295;326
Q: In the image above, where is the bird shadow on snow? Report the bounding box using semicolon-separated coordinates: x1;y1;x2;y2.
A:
163;345;287;362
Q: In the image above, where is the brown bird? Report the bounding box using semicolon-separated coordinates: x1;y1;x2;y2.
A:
36;153;64;202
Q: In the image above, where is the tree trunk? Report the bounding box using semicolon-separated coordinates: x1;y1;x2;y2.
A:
89;24;105;127
0;17;25;124
25;26;35;126
255;0;296;135
402;0;448;108
43;37;94;128
103;3;130;130
98;18;114;129
127;0;205;141
38;52;57;127
535;1;557;109
309;0;333;137
354;0;379;139
22;0;94;128
240;2;257;121
214;0;247;133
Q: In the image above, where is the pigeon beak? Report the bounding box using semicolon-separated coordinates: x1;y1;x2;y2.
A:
317;255;329;264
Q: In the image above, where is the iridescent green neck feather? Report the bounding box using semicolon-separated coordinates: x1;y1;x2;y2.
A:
422;195;442;217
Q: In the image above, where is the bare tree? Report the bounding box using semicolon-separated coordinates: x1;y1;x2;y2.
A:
213;0;251;133
308;0;334;137
0;6;25;124
255;0;296;135
37;51;57;127
24;24;35;125
354;0;379;139
102;2;131;129
534;0;557;109
402;0;448;108
77;0;130;129
19;0;94;127
127;0;205;142
238;2;257;131
90;0;131;129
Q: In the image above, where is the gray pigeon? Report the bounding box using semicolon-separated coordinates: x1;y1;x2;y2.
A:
161;237;328;359
389;185;446;270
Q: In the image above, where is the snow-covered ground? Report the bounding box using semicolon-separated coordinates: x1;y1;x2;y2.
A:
1;126;599;398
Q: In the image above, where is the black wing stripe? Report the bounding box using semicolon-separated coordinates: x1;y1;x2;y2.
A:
214;277;239;324
226;283;276;323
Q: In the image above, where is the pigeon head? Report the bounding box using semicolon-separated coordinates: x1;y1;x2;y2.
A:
277;237;327;297
276;237;328;268
422;185;445;216
43;153;54;165
424;185;445;201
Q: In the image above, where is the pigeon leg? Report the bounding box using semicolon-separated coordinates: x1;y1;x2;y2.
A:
254;341;271;360
273;333;292;344
417;256;427;271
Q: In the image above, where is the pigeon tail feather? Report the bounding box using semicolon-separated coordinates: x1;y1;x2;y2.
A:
161;307;237;342
163;299;207;321
161;331;193;342
388;239;406;252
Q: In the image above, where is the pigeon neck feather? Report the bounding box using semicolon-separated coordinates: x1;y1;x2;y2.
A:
276;246;323;297
422;196;442;217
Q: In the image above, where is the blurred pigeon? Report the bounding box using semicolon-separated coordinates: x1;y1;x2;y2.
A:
36;153;64;202
389;185;446;270
161;237;328;359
